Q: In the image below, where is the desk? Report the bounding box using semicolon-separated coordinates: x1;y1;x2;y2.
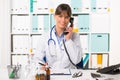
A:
0;67;120;80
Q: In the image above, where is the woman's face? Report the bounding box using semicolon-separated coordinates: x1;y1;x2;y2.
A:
54;11;70;29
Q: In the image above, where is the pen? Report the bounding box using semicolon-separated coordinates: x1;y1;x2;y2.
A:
39;62;46;66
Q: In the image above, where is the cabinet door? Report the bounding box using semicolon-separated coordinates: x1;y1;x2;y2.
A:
91;34;109;52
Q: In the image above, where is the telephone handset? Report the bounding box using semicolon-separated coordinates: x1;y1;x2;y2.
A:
64;17;74;35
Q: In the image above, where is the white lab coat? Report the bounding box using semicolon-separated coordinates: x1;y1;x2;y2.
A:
33;27;82;69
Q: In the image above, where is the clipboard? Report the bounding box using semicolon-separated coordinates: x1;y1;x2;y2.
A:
50;69;71;75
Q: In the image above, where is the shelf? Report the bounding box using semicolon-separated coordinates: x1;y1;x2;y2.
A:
10;0;111;69
11;33;29;35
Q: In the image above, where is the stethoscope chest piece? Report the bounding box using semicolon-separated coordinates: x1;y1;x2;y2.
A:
48;39;57;56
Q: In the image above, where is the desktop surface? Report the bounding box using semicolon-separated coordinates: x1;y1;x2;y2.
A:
0;67;120;80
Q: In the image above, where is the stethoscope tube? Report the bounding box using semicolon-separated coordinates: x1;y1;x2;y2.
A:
48;26;56;45
63;40;78;69
48;26;77;68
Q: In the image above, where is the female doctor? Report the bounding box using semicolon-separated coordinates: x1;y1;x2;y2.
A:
33;3;82;69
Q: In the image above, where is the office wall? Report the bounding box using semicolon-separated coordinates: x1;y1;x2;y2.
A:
0;0;10;68
0;0;120;68
110;0;120;65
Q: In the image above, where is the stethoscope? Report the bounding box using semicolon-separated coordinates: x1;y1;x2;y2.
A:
47;26;77;68
48;25;56;46
48;25;65;50
47;25;64;56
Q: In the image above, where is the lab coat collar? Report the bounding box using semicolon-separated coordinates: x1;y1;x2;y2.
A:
53;25;64;39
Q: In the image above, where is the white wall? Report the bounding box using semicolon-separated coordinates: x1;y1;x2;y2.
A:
0;0;120;68
0;0;10;68
110;0;120;65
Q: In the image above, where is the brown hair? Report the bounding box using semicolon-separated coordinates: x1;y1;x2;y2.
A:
55;4;72;17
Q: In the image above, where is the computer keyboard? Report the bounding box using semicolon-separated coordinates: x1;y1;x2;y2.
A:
97;63;120;74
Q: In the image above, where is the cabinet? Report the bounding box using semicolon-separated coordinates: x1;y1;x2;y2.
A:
10;0;110;69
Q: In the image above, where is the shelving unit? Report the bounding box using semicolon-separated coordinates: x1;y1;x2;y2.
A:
10;0;110;69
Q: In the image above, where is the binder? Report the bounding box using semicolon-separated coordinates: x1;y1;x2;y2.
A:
49;0;70;13
78;14;89;32
34;0;49;14
51;14;55;28
32;15;49;33
91;53;109;69
91;54;97;68
97;54;103;68
52;0;70;10
96;0;110;13
80;34;89;53
83;53;89;68
12;55;28;66
12;55;18;65
82;0;90;12
11;0;29;14
38;15;49;33
71;0;82;12
97;54;102;64
72;16;79;32
90;14;110;33
32;15;38;32
44;15;49;32
91;0;97;12
91;34;109;52
13;35;29;54
31;35;42;54
102;54;109;68
12;15;30;34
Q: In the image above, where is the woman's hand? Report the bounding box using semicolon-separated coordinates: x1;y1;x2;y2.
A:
65;25;73;40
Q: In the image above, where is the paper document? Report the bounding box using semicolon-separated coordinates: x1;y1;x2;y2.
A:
51;69;71;75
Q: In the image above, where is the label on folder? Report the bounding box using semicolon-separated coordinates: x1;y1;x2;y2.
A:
51;69;71;75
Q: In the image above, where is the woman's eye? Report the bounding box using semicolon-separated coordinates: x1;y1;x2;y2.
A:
65;16;69;19
59;15;62;18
